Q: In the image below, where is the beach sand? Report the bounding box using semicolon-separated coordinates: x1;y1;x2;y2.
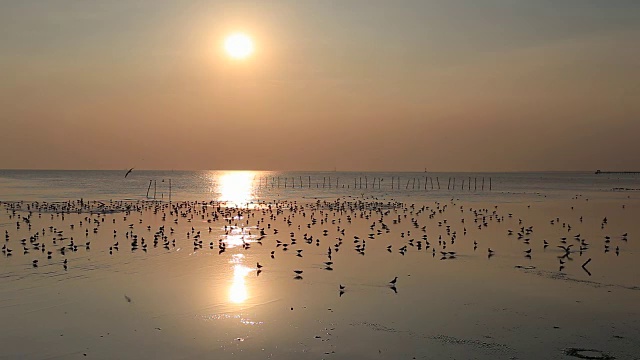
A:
0;196;638;359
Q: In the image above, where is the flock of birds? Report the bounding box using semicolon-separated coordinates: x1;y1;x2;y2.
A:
0;196;632;296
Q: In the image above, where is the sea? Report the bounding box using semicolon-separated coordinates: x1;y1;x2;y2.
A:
2;169;640;359
0;170;639;203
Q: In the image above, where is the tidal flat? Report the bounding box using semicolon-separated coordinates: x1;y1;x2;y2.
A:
0;196;638;359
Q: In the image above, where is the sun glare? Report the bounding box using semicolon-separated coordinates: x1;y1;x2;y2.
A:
224;33;254;59
217;171;255;206
229;254;251;304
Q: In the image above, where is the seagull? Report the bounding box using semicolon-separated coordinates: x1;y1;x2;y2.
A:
389;276;398;285
558;245;573;253
124;167;134;178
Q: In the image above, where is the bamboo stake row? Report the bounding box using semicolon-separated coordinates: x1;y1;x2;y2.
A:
254;176;493;191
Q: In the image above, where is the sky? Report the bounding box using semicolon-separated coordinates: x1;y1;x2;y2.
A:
1;0;639;171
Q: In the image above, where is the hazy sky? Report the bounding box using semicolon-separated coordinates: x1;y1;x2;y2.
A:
1;0;639;171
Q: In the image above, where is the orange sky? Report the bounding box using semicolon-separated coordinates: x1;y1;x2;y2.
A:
1;1;639;171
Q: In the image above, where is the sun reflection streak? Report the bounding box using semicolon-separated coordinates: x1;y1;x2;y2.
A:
217;171;256;207
229;254;251;304
224;225;253;248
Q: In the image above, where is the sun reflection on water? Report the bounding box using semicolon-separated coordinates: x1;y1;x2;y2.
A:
224;225;254;248
216;171;256;207
229;254;251;304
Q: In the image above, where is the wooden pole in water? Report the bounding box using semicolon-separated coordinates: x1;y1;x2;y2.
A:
474;177;477;191
169;179;172;202
461;178;464;191
365;176;368;189
447;177;451;190
146;180;152;199
489;177;492;191
154;180;157;200
309;176;311;188
412;178;416;189
437;177;440;189
300;176;303;189
469;177;471;190
482;177;485;191
391;177;394;189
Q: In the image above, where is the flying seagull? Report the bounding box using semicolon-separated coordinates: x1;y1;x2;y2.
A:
125;167;134;178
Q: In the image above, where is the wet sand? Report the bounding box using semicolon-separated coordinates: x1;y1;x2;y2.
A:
0;196;639;359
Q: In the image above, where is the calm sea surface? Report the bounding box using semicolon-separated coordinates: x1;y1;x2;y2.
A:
1;170;640;359
1;170;639;203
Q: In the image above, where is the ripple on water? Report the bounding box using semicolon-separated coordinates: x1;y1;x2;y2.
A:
198;313;263;326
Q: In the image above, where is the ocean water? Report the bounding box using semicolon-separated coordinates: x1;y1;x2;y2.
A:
1;170;639;203
1;170;640;359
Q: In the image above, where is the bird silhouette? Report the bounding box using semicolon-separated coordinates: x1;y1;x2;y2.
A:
557;245;573;253
124;167;134;178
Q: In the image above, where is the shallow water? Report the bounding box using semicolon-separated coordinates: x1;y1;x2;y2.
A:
1;193;639;360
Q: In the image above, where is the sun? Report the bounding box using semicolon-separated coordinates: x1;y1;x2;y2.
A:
224;33;254;59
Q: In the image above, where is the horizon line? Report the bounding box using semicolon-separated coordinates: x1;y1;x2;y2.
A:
0;168;616;174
